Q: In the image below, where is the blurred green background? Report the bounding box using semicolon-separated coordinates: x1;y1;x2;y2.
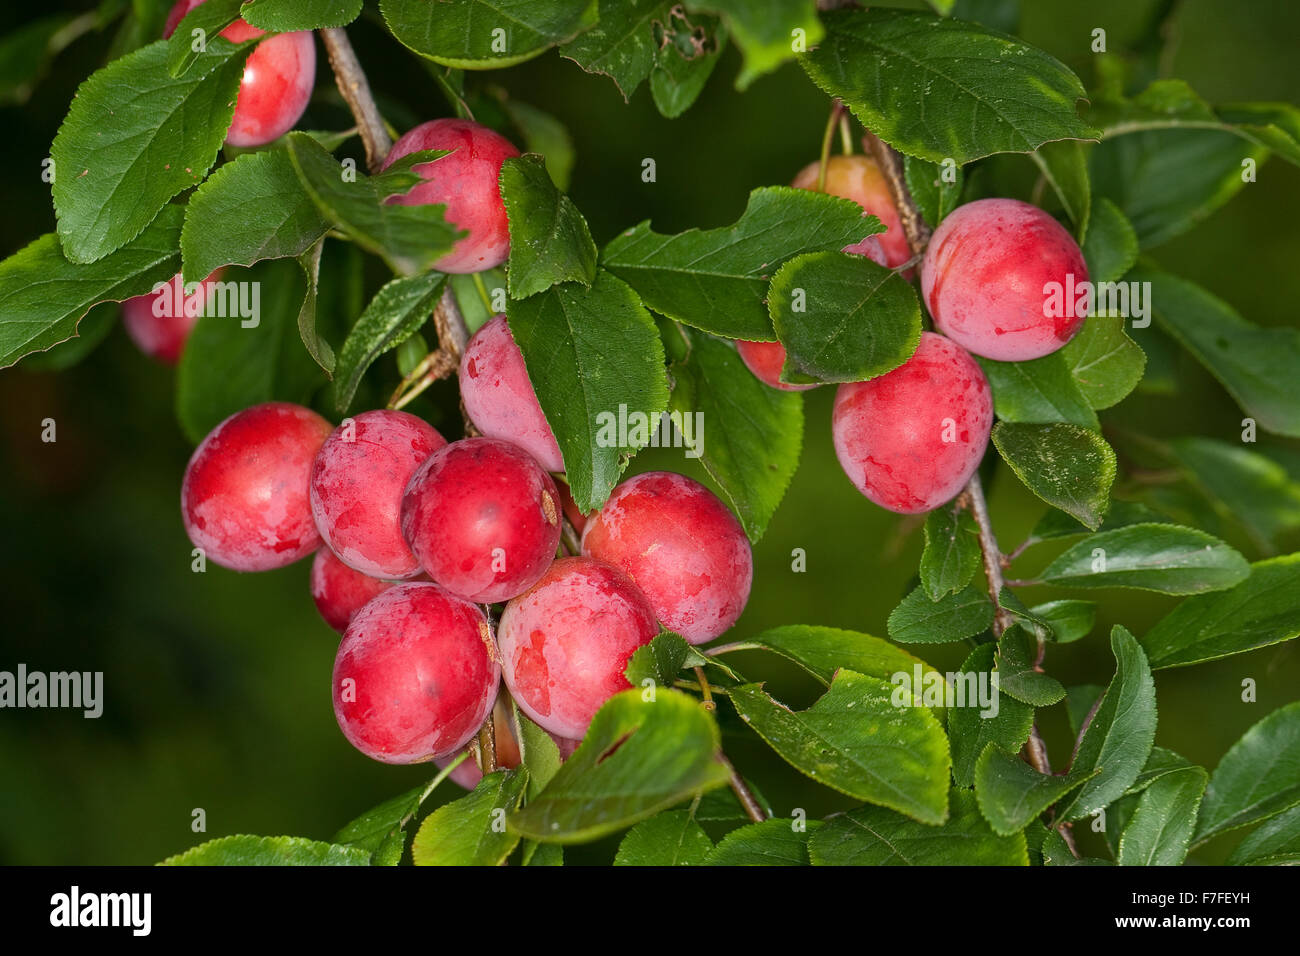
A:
1;0;1298;864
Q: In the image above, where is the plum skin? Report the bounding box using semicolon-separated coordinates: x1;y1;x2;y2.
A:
333;582;499;764
309;547;399;635
434;693;523;790
459;315;564;472
581;471;752;644
310;409;445;580
921;198;1089;362
121;270;222;364
832;332;993;514
164;0;315;148
497;557;658;740
382;119;521;274
401;437;561;603
181;401;333;571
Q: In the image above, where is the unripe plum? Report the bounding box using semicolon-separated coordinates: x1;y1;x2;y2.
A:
121;270;221;364
832;331;992;514
164;0;315;148
459;315;564;472
310;409;445;580
382;119;520;273
921;198;1089;361
181;401;332;571
332;582;499;763
581;472;752;644
792;154;911;268
401;437;561;603
310;547;399;635
497;557;658;740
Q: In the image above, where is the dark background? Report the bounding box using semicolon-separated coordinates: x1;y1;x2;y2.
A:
1;0;1297;864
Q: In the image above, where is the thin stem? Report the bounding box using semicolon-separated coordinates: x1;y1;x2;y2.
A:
559;517;582;557
476;714;498;775
861;131;932;256
964;472;1014;636
471;272;495;313
694;667;716;712
816;100;843;192
402;753;470;828
673;678;730;697
319;28;392;174
719;753;767;824
707;641;760;657
387;349;456;410
838;114;854;155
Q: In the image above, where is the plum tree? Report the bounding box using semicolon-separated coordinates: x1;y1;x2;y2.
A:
181;402;333;571
309;547;398;635
120;270;221;364
310;409;446;580
459;315;564;472
401;437;561;603
163;0;315;148
581;471;752;643
921;198;1089;361
791;154;911;268
832;331;993;514
497;557;657;740
382;119;520;273
333;582;498;764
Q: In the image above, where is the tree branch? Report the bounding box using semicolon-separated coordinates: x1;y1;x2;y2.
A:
719;753;768;824
861;132;932;257
319;27;392;174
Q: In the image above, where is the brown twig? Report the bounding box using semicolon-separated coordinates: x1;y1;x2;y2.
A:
719;753;767;824
319;28;392;173
861;131;932;256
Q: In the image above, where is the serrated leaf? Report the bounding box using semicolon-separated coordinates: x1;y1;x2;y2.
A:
602;186;876;340
506;270;669;512
975;744;1096;835
768;250;920;385
948;644;1034;788
181;147;329;283
614;810;713;865
1027;498;1164;544
497;98;575;191
1080;197;1138;284
52;39;249;264
1225;804;1300;865
692;0;821;89
500;154;597;298
809;790;1027;865
509;690;729;843
0;207;184;369
1194;701;1300;846
737;625;944;694
800;9;1098;165
903;154;963;228
560;0;670;98
167;0;243;77
649;10;725;118
729;672;951;823
380;0;597;69
977;353;1099;429
1031;139;1090;235
1039;523;1250;594
1030;599;1095;644
888;583;993;644
703;819;821;865
241;0;363;31
513;706;562;799
295;241;334;375
160;835;370;865
668;334;802;541
1116;764;1207;865
992;421;1116;529
994;626;1066;706
1061;314;1145;410
625;631;691;689
1058;627;1157;821
412;769;528;866
920;502;982;600
332;782;429;860
332;271;446;415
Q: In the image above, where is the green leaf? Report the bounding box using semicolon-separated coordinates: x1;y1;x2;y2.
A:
167;0;243;77
1061;315;1146;410
625;631;691;689
668;334;802;541
994;626;1066;706
241;0;363;31
695;780;773;823
560;0;670;99
1058;627;1157;821
497;98;576;192
1194;701;1300;846
614;810;713;865
0;207;184;369
1065;684;1104;739
332;271;447;415
331;779;439;863
729;672;951;824
974;744;1096;835
1116;765;1208;866
501;154;598;298
1134;267;1300;438
691;0;821;89
506;270;669;512
888;583;994;644
284;133;462;277
1039;523;1250;594
1040;828;1111;866
160;835;370;866
903;155;964;228
513;707;562;799
649;9;725;119
1142;554;1300;668
181;147;329;284
52;39;249;264
602;186;876;341
1080;197;1138;284
1030;599;1095;644
920;502;982;600
738;625;944;690
768;251;920;385
809;790;1028;865
380;0;598;69
1031;140;1090;235
1027;498;1165;544
704;819;821;865
0;15;79;106
1225;804;1300;865
800;9;1097;165
1170;438;1300;552
1125;747;1196;796
295;242;335;375
411;769;529;866
509;690;730;843
992;421;1116;530
947;644;1034;788
977;353;1099;429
